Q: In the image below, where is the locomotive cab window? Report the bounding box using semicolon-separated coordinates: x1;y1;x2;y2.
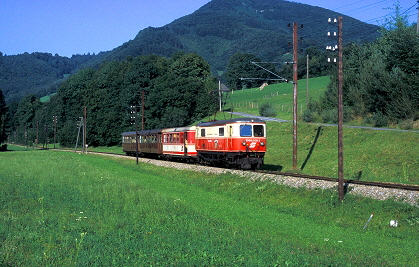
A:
201;129;206;137
254;125;264;137
240;125;252;137
219;127;224;137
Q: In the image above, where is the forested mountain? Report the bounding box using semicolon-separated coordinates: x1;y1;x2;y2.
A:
0;0;380;103
0;52;95;103
8;53;217;147
85;0;379;72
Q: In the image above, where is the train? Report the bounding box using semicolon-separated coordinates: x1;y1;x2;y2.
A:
121;118;267;169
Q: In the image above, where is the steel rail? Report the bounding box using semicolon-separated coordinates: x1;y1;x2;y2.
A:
254;170;419;191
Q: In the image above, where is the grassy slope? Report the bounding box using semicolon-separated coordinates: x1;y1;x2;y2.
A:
227;76;329;120
228;76;419;184
1;150;418;266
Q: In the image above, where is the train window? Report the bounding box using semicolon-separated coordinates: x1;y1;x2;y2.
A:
254;125;264;137
219;127;224;136
201;129;206;137
240;125;252;137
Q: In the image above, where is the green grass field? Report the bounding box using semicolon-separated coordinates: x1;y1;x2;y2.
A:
221;76;419;184
1;149;418;266
263;122;419;184
4;76;419;265
227;76;330;120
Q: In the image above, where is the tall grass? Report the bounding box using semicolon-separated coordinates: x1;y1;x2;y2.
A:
1;150;418;266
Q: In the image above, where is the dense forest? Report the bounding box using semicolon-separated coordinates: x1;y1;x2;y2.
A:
4;53;217;147
0;52;95;103
305;18;419;129
0;0;379;103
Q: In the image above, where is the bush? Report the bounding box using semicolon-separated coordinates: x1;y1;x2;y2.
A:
321;109;338;124
398;119;414;130
320;107;353;124
259;103;277;117
372;112;388;127
302;109;318;123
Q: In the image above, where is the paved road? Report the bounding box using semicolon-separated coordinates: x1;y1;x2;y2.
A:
229;112;419;133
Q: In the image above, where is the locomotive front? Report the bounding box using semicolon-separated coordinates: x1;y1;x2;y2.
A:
195;118;266;169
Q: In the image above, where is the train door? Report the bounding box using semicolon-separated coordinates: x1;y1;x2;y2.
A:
183;132;188;156
227;125;233;149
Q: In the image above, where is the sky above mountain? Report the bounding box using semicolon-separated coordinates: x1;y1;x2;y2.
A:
1;0;416;57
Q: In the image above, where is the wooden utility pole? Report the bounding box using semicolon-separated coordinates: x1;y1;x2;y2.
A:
417;0;419;34
135;105;139;165
53;116;57;149
83;106;87;153
306;54;309;110
142;90;145;131
337;17;344;201
327;17;345;201
36;121;39;147
292;22;299;170
130;105;140;165
219;77;222;112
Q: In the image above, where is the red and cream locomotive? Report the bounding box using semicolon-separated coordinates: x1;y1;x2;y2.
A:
121;118;266;169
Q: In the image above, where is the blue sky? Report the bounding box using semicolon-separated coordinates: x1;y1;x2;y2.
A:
1;0;416;57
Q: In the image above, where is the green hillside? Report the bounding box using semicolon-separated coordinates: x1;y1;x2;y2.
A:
228;76;330;120
0;53;94;103
219;76;419;184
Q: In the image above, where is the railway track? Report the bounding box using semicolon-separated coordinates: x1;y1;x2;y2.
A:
85;150;419;192
254;170;419;191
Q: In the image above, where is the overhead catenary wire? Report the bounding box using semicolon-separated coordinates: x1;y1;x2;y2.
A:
292;0;417;43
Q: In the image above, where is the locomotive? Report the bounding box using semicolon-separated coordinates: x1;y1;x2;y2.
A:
121;118;266;169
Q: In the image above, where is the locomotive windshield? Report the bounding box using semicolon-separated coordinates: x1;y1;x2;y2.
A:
240;124;265;137
254;125;264;137
240;125;252;137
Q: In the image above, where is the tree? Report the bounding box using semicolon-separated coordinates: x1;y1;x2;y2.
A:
0;89;8;143
146;53;217;129
224;52;273;90
34;53;217;147
319;17;419;126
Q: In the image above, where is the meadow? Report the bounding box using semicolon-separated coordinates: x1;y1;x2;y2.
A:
222;76;419;184
1;149;419;266
225;76;330;120
3;76;419;266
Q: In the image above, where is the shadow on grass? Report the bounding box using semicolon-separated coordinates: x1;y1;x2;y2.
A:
300;126;322;171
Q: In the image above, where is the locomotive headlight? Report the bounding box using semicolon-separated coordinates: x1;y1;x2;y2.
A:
242;141;247;146
260;142;265;146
